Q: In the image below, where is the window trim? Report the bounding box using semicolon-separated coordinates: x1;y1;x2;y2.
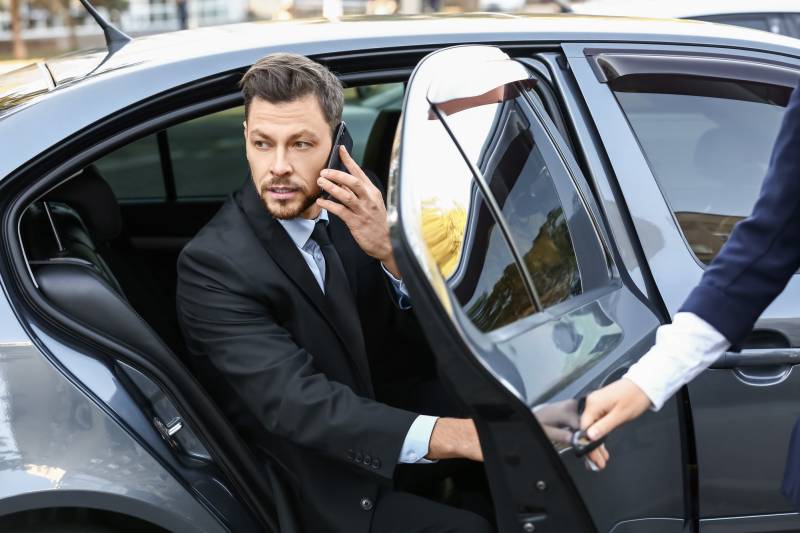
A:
586;49;800;89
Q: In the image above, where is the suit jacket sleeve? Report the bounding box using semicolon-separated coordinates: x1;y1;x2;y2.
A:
681;81;800;346
176;244;418;480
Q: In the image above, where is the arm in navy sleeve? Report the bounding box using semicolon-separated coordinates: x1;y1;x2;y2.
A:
681;81;800;346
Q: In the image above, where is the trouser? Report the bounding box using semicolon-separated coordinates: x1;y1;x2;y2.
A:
370;490;495;533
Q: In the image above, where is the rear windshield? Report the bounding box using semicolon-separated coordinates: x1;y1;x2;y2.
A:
0;63;51;119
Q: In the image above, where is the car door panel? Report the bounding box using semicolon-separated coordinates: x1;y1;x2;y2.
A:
565;42;800;528
393;44;685;532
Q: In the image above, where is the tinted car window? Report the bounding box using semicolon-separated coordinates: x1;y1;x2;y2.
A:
442;83;582;307
94;135;166;200
613;78;788;264
172;107;248;198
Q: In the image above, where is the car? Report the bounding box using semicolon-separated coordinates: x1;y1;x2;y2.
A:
571;0;800;38
2;11;800;533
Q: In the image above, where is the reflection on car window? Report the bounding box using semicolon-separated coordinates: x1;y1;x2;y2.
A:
613;77;788;264
442;83;581;308
399;95;536;332
94;135;166;200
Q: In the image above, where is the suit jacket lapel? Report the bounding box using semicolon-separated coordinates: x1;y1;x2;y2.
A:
237;183;374;396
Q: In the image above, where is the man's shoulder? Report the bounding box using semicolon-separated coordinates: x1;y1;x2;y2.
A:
179;192;254;272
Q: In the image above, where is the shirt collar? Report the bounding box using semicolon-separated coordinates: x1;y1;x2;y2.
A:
278;209;329;249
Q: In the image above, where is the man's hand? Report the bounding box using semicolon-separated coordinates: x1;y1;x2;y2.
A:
426;418;483;462
580;378;652;442
533;399;610;470
316;146;401;278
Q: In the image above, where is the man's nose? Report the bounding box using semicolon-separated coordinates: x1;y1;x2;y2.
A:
271;147;292;176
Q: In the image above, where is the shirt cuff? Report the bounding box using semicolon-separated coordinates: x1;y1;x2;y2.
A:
624;312;730;411
398;415;438;464
381;263;411;309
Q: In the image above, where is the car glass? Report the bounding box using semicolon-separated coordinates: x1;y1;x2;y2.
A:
439;82;582;307
699;14;772;32
398;97;537;333
612;77;788;265
94;135;166;200
171;107;248;198
168;82;404;199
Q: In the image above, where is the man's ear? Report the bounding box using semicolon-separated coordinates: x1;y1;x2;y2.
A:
242;121;247;140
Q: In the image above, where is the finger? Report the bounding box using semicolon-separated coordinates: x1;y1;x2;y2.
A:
579;394;608;433
316;197;353;224
587;447;607;470
586;408;627;442
321;169;367;197
339;145;369;182
543;426;574;447
318;177;358;208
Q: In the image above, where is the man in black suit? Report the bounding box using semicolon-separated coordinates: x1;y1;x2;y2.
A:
176;53;493;533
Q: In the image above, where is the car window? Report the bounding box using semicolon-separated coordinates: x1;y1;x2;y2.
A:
400;97;537;333
441;83;582;308
612;77;789;264
697;14;772;32
94;135;166;200
171;107;248;198
342;82;404;163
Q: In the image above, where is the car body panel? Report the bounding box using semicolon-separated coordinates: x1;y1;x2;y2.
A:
2;14;800;179
0;329;226;531
565;41;800;528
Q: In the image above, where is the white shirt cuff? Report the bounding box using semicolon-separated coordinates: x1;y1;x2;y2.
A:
398;415;438;464
624;312;730;411
381;263;411;309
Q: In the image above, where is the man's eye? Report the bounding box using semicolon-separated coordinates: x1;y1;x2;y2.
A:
295;141;312;149
254;140;269;149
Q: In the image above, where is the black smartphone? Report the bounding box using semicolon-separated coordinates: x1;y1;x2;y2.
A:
322;122;354;200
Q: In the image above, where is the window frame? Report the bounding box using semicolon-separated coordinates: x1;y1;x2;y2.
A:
430;73;614;340
607;68;800;274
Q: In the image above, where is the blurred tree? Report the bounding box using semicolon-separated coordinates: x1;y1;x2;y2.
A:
28;0;129;50
11;0;27;59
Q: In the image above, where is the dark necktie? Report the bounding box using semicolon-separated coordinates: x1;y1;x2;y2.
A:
310;220;373;393
311;220;353;298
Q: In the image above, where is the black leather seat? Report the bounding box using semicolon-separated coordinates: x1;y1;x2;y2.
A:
21;166;183;355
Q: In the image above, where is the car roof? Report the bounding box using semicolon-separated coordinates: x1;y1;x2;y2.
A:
573;0;800;18
3;13;800;179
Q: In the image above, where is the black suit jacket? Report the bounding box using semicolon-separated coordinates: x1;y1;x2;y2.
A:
176;181;421;533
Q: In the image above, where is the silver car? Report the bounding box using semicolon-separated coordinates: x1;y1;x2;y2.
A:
2;12;800;533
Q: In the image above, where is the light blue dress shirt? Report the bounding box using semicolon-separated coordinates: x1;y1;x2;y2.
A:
278;210;436;464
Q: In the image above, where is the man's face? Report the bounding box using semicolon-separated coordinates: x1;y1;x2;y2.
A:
244;94;333;220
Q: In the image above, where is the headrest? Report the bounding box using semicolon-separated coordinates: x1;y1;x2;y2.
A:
45;165;121;243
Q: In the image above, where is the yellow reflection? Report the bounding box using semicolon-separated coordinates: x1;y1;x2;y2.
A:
420;200;467;278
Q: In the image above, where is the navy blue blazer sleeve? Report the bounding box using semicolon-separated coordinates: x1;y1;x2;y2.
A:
681;81;800;346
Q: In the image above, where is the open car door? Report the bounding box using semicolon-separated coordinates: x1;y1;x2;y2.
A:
388;45;689;533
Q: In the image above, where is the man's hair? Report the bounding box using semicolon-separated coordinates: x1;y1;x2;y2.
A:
239;53;344;129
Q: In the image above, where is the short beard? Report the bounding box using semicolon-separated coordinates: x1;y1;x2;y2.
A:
262;190;320;220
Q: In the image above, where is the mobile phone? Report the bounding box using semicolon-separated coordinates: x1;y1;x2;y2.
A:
322;122;354;200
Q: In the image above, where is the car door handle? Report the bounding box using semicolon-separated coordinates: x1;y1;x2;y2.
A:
710;348;800;369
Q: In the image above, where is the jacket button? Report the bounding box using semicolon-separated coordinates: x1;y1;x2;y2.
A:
371;458;381;469
360;497;374;511
364;454;372;464
347;449;355;461
355;453;363;464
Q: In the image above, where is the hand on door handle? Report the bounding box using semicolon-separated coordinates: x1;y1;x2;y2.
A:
579;378;652;445
533;399;610;471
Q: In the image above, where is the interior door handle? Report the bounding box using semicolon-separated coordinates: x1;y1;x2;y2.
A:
710;348;800;369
